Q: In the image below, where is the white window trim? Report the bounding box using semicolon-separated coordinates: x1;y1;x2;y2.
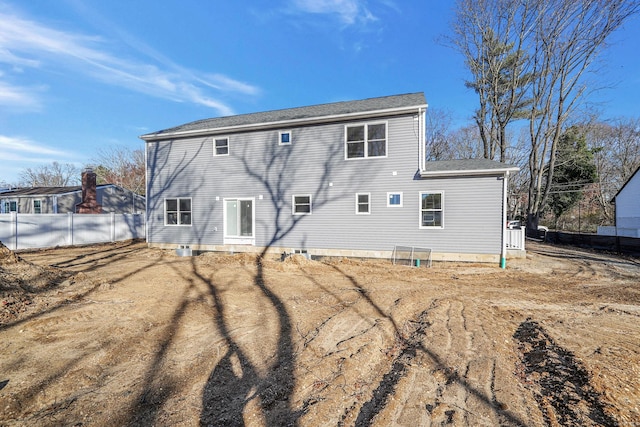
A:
344;121;388;160
387;192;403;207
164;197;193;226
213;136;230;157
419;191;444;229
355;193;371;215
3;200;18;213
223;197;256;245
33;199;42;214
292;194;312;216
279;130;292;145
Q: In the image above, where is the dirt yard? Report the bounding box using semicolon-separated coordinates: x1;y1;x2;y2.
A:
1;239;639;426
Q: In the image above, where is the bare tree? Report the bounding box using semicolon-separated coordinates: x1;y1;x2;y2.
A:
450;0;639;232
587;117;640;222
523;0;639;232
445;125;484;160
449;0;533;162
505;128;531;220
91;146;145;195
425;108;455;161
19;161;80;186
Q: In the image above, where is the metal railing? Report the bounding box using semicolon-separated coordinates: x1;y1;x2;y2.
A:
505;228;526;250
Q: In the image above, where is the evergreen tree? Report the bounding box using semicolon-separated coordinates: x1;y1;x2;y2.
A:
548;127;597;226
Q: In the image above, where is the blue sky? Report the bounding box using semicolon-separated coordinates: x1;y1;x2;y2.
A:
1;0;639;185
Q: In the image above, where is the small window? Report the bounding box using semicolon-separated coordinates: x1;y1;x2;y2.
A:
213;137;229;156
292;195;312;215
279;131;292;145
165;198;192;225
33;200;42;214
356;193;370;214
387;192;403;207
420;192;443;228
345;122;387;159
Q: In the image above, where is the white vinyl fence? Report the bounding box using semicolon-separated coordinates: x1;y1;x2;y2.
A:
0;212;145;251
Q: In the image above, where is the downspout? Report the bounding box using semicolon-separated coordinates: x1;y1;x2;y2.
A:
418;106;426;171
501;171;509;269
145;141;149;243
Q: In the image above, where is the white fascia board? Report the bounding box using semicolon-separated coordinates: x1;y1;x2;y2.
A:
419;166;520;178
140;104;428;141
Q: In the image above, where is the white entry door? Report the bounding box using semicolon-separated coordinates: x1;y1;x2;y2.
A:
224;198;255;245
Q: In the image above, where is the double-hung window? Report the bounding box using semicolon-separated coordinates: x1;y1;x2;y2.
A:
213;137;229;156
345;122;387;159
165;198;192;225
33;200;42;214
356;193;370;214
292;195;312;215
420;192;443;228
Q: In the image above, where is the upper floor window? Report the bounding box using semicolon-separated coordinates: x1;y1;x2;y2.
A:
420;192;443;228
387;192;403;207
345;122;387;159
165;198;192;225
213;137;229;156
279;131;292;145
33;200;42;214
292;195;312;215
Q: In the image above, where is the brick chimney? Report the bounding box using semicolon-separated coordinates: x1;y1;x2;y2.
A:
75;168;102;214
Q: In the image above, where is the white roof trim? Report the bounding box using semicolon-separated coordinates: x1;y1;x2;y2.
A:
419;166;519;178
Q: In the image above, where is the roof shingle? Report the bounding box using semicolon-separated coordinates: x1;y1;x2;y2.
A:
142;92;427;139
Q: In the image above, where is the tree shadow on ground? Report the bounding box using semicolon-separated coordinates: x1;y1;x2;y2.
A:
323;263;531;427
124;130;354;426
196;132;348;426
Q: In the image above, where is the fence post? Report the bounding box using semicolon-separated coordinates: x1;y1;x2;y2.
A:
67;212;73;246
10;211;17;251
111;212;116;242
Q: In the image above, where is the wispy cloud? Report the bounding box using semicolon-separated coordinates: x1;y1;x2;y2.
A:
290;0;378;26
0;134;82;184
0;80;42;111
0;134;76;163
0;6;259;115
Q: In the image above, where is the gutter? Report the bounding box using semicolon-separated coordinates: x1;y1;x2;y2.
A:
140;104;428;141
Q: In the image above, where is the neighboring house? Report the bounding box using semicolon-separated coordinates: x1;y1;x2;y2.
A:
0;176;145;215
605;165;640;237
141;92;518;263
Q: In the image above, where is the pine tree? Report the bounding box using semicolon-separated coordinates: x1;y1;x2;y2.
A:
548;127;597;227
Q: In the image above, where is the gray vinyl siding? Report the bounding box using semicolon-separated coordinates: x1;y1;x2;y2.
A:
147;114;503;256
98;186;146;214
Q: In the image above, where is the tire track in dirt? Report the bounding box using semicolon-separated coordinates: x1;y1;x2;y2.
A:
513;319;618;426
353;299;531;426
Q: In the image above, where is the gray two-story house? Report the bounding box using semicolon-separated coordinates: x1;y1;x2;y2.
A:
141;93;518;264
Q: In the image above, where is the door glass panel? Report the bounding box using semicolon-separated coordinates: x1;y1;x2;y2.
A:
240;200;252;236
226;201;238;236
